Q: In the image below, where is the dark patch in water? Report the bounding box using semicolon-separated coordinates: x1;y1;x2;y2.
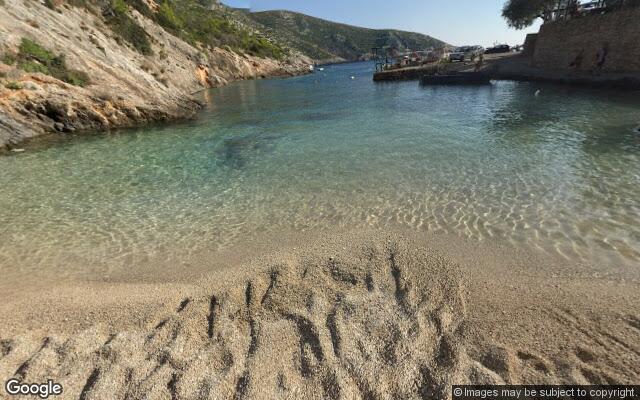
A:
215;135;278;169
302;111;345;122
232;117;267;128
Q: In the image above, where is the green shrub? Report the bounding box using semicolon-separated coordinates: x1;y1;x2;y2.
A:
107;10;153;55
110;0;128;15
157;2;183;31
19;60;50;74
240;34;284;59
19;38;57;64
5;81;23;90
2;53;17;65
127;0;153;17
13;38;90;86
56;68;90;86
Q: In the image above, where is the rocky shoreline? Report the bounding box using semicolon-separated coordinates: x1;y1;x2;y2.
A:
0;0;312;150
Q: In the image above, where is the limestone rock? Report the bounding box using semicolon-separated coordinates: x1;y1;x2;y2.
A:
0;0;312;149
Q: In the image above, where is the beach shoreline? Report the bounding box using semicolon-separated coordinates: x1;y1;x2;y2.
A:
1;230;638;398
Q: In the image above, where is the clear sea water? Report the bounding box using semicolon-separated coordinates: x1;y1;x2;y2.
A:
1;62;639;280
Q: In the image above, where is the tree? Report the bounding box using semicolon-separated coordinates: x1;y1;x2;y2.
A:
502;0;564;29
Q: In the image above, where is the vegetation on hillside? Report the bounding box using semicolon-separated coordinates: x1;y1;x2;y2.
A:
5;81;23;90
2;38;90;86
103;0;287;59
243;10;446;62
107;0;154;55
34;0;446;63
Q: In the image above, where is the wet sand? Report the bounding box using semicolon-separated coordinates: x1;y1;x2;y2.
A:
0;230;639;399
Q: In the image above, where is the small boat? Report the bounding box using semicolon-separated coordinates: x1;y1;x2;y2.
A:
420;72;491;86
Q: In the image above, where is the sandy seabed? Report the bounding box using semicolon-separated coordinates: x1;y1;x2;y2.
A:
0;231;638;399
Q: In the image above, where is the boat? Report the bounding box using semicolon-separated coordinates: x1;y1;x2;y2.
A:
420;72;491;86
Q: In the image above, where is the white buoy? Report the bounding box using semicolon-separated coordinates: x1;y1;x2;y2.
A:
534;90;541;97
351;76;355;80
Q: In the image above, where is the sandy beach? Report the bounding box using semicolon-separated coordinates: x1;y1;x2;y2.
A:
2;0;640;398
1;230;638;399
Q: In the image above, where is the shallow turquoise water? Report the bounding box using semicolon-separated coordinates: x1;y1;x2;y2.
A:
1;62;639;278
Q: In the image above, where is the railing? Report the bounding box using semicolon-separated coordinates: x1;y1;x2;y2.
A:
549;0;640;22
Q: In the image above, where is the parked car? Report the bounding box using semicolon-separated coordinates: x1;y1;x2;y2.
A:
579;1;600;11
465;45;484;59
425;48;449;63
449;50;466;62
579;0;605;15
485;44;510;54
449;46;482;62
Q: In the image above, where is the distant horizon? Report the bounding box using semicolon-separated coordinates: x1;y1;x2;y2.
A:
221;0;541;47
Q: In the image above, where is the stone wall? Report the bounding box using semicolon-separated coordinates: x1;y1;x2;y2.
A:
532;6;640;73
522;33;537;57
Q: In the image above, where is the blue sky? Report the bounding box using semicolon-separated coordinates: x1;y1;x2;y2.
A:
221;0;540;47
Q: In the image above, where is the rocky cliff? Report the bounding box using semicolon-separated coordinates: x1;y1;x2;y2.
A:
0;0;312;149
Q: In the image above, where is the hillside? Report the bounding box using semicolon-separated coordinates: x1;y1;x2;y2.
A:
0;0;311;149
244;10;447;63
0;1;445;148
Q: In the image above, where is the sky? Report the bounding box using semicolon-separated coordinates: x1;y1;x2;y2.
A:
221;0;541;47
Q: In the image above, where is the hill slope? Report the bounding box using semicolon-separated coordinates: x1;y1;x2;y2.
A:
244;10;447;63
0;0;311;149
0;0;445;148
